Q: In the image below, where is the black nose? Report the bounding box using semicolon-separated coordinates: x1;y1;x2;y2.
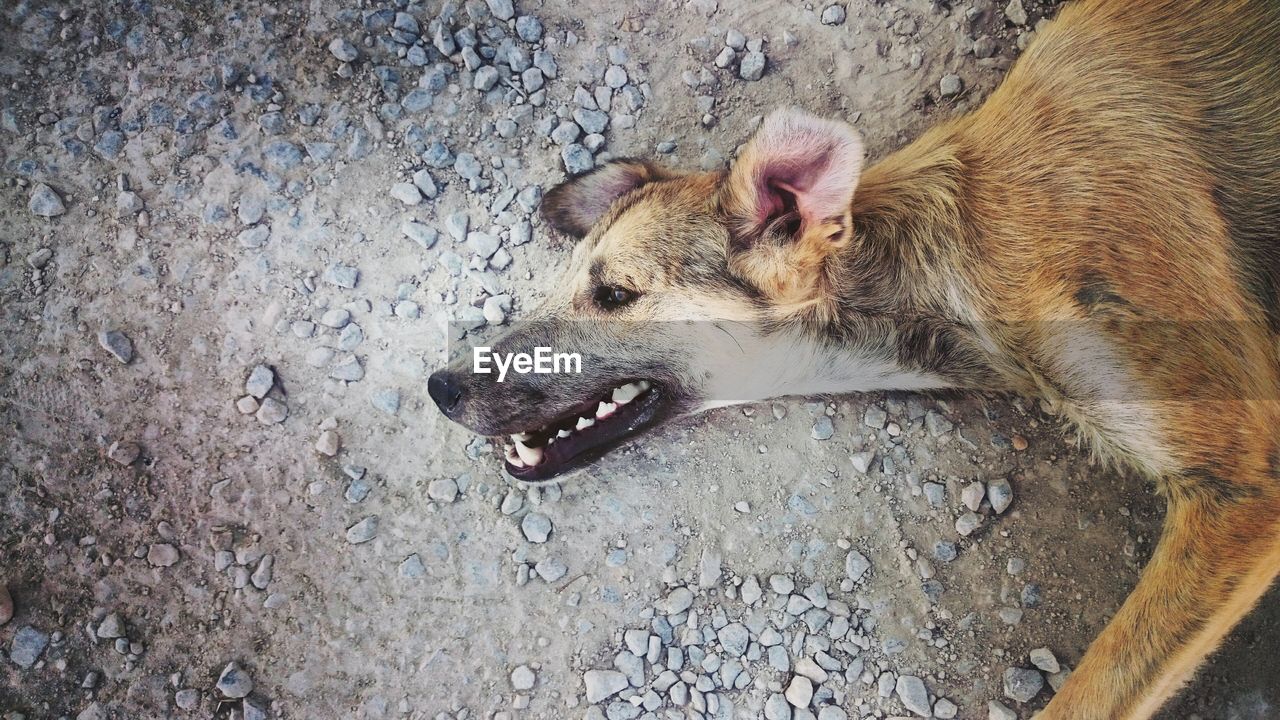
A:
428;371;464;416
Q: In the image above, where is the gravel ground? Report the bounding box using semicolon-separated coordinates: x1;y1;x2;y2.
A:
1;0;1277;719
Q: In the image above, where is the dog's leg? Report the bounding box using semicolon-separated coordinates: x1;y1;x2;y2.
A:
1040;450;1280;719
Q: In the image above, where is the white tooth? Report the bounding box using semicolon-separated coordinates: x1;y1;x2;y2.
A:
637;380;652;391
547;437;555;445
557;429;572;438
506;446;525;468
515;441;543;466
596;401;617;419
612;382;642;405
576;417;596;430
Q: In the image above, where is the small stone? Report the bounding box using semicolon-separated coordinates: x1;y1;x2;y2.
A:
844;550;871;582
1003;666;1044;704
390;182;422;205
516;16;543;42
850;450;876;474
328;37;358;62
974;36;999;58
933;540;958;562
329;355;364;382
895;675;931;717
216;662;253;698
237;226;270;248
245;364;274;398
324;263;359;289
584;669;629;703
400;554;426;578
605;65;628;88
1005;0;1029;25
107;440;140;466
371;388;400;415
10;626;48;668
467;231;500;258
714;46;736;69
562;144;594;175
764;693;791;720
319;308;350;328
535;558;568;582
97;329;134;364
817;708;847;720
174;689;200;710
956;511;983;536
1029;647;1061;673
96;612;126;639
486;0;515;20
663;586;694;614
739;51;766;81
725;29;747;50
961;481;986;512
256;398;288;425
316;430;341;456
346;516;379;544
934;698;959;719
718;622;749;656
940;74;964;98
401;221;438;249
147;543;179;567
243;699;267;720
428;477;459;503
810;416;834;440
821;4;847;25
740;575;762;605
522;512;552;543
512;664;536;690
251;555;274;589
29;183;66;217
474;65;500;91
785;676;813;707
989;478;1014;514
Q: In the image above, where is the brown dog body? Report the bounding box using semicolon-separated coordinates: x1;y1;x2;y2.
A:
430;1;1280;715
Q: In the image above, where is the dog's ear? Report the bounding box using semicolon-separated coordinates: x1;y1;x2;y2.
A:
719;108;864;302
541;159;671;239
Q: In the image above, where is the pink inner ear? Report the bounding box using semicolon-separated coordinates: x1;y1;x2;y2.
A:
743;110;864;231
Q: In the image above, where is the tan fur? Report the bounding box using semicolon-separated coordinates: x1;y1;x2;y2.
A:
437;1;1280;714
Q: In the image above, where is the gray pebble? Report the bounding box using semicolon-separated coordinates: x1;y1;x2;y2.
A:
371;388;400;415
522;512;552;543
427;477;459;503
940;74;964;98
516;16;543;42
255;398;288;425
562;144;594;175
400;554;426;578
329;355;364;382
328;37;358;62
97;612;126;639
29;183;66;217
895;675;931;716
98;329;134;364
725;29;746;50
474;65;500;91
988;478;1014;513
1029;647;1060;673
346;516;379;544
584;669;629;703
319;309;350;328
390;182;422;205
535;558;568;582
467;231;500;258
216;661;253;698
844;550;871;582
324;264;359;289
764;692;791;720
811;416;834;440
1003;666;1044;703
174;689;200;710
739;51;766;81
821;4;847;25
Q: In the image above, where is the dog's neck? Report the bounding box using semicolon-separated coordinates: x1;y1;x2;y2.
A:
787;129;1001;390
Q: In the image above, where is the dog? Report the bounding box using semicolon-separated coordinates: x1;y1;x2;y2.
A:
429;0;1280;716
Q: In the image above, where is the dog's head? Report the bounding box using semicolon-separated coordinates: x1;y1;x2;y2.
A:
430;108;878;481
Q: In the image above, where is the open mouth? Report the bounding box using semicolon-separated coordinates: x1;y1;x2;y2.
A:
501;380;665;481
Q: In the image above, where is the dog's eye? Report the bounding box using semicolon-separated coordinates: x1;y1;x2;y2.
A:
594;285;637;310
